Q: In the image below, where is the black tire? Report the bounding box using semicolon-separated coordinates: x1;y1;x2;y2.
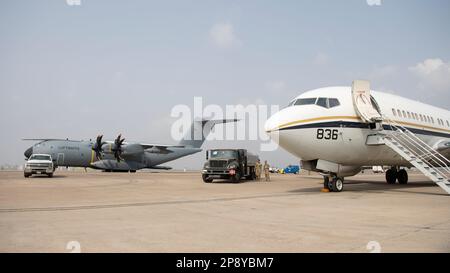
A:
230;172;241;183
330;177;344;192
24;173;30;178
397;169;408;184
386;168;397;184
249;170;256;181
323;176;330;190
202;174;213;183
48;173;53;178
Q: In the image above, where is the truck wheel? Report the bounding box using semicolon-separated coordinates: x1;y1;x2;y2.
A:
231;173;241;183
48;173;54;178
202;174;213;183
24;173;31;178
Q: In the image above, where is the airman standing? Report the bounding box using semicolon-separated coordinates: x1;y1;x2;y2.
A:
263;160;270;182
255;160;261;181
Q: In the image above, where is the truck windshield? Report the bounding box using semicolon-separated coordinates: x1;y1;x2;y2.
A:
29;155;51;161
210;150;237;158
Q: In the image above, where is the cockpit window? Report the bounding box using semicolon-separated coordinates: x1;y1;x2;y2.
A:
288;97;340;109
328;98;340;108
294;98;317;106
316;98;328;108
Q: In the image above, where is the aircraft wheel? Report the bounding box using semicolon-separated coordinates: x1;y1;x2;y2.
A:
397;169;408;184
330;177;344;192
386;168;397;184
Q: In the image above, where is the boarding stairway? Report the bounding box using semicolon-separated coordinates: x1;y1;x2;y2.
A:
380;118;450;195
351;79;450;194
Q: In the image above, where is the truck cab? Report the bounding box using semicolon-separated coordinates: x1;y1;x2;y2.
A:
202;149;258;183
24;154;54;178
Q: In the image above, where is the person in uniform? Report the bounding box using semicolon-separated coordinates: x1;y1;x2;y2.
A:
255;160;261;181
263;160;270;182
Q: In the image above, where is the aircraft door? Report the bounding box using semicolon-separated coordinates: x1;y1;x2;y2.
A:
352;80;382;123
57;153;65;166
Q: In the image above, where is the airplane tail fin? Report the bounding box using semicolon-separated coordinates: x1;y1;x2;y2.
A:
179;119;238;148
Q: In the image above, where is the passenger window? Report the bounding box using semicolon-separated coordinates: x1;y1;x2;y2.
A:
431;117;435;124
397;109;402;117
407;112;411;119
419;114;424;122
328;98;340;108
392;109;396;116
402;110;406;118
414;113;419;120
447;120;450;127
316;97;328;108
295;98;317;106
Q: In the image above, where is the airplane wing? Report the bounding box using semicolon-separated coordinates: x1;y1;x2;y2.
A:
23;138;65;141
22;138;81;143
141;144;186;154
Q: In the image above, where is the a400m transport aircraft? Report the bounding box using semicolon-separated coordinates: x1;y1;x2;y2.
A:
23;119;235;172
265;80;450;194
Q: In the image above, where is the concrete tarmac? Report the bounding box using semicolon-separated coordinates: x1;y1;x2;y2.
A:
0;170;449;253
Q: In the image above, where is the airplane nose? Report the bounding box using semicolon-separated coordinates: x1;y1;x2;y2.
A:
24;147;33;158
265;110;283;133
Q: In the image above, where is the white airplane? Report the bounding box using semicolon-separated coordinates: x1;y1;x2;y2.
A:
265;80;450;194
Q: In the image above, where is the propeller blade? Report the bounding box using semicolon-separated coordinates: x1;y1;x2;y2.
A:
92;135;105;160
113;134;124;162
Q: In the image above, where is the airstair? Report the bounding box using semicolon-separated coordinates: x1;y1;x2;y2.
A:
381;118;450;195
351;80;450;195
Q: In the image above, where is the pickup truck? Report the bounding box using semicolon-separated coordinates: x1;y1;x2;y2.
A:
24;154;54;178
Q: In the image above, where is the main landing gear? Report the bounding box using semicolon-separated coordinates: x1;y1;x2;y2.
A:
385;167;408;185
323;176;344;192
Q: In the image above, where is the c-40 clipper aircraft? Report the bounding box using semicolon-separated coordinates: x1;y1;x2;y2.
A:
265;80;450;194
23;119;235;172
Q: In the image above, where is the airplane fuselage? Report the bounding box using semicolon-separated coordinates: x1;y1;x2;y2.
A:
265;87;450;174
26;140;201;171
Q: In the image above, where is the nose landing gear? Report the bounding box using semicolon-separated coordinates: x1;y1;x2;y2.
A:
323;176;344;192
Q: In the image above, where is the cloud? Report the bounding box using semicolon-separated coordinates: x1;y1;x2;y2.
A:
409;58;450;92
312;52;329;66
209;22;240;49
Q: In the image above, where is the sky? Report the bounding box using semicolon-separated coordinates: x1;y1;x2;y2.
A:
1;0;449;169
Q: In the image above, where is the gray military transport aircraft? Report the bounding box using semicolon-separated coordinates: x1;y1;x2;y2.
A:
23;119;235;172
